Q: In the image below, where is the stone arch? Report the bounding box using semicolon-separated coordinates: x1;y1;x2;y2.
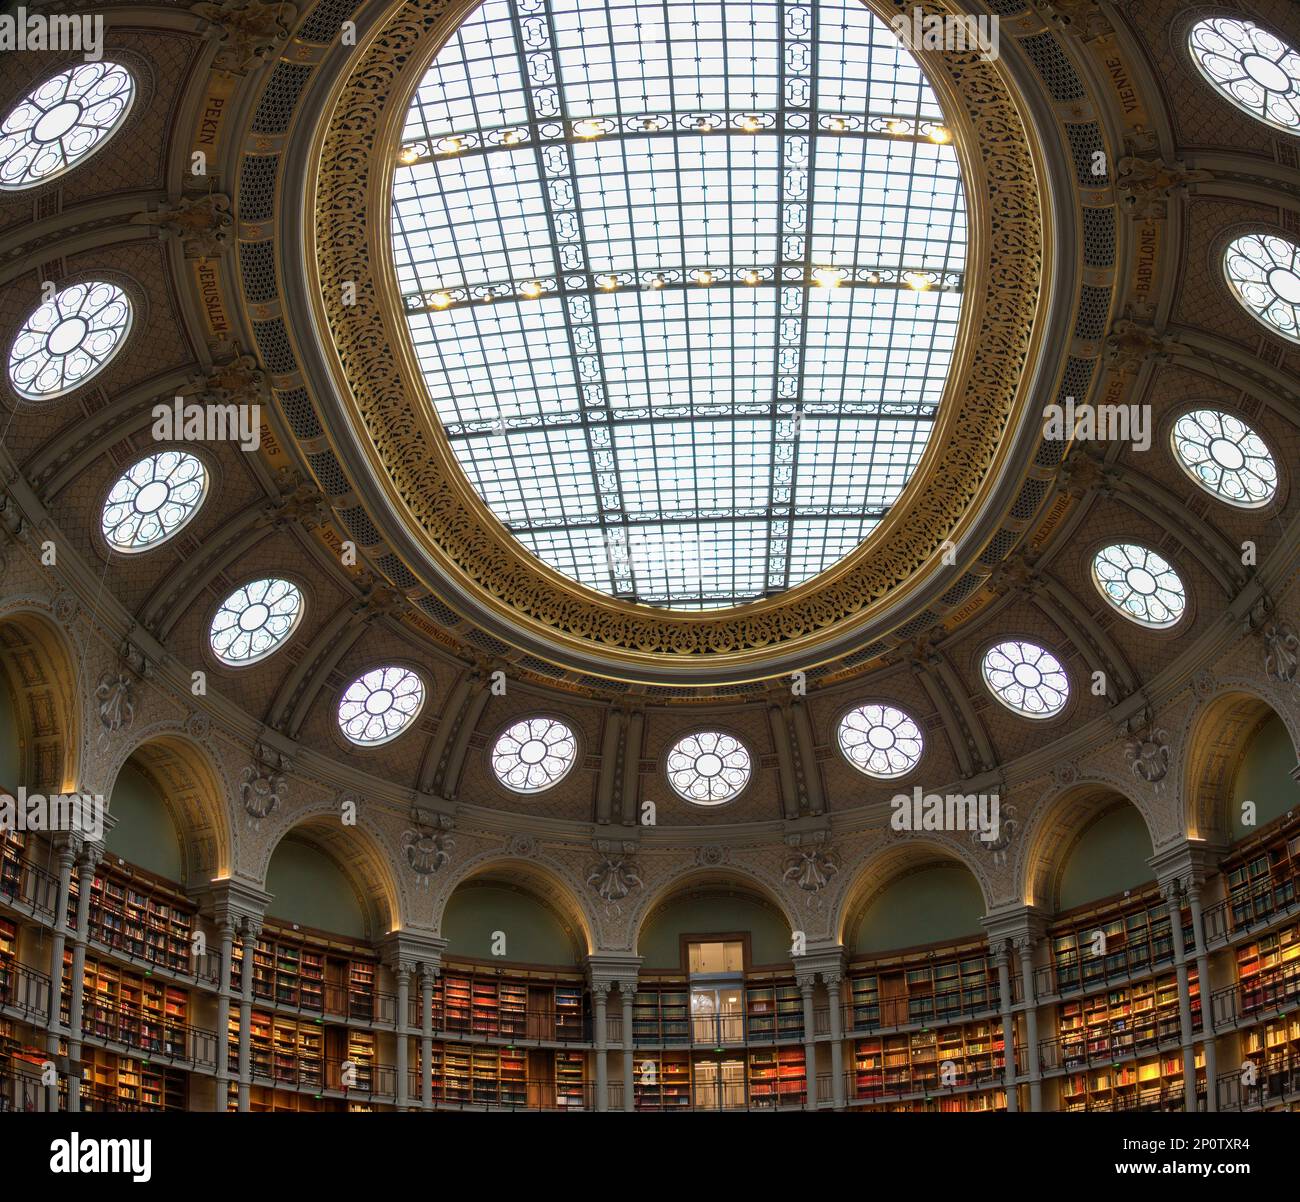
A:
433;854;596;956
254;807;404;940
102;726;235;888
831;838;993;950
0;604;81;793
1017;780;1158;911
630;865;800;959
1182;685;1299;845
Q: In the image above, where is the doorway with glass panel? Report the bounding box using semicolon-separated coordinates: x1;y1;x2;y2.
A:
691;1057;747;1111
687;939;746;1046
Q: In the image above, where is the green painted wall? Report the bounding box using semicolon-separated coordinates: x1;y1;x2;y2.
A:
0;675;19;790
1231;714;1299;841
1058;804;1152;910
443;883;579;965
106;761;183;882
266;839;367;939
639;894;790;968
852;865;985;954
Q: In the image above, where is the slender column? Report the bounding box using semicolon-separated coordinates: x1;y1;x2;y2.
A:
1188;886;1217;1112
1016;937;1042;1112
44;845;75;1111
214;920;235;1104
65;845;99;1113
237;919;259;1112
394;963;411;1109
621;987;635;1112
824;971;845;1109
421;964;435;1109
593;983;609;1112
798;978;817;1111
1166;883;1198;1112
994;940;1018;1112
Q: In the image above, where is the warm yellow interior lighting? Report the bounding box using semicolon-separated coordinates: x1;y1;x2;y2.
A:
928;125;952;144
431;291;454;309
520;280;543;298
812;266;844;288
398;146;419;164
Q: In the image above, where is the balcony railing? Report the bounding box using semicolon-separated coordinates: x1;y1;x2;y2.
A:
1037;1025;1183;1074
1217;1048;1300;1111
847;1055;1011;1102
0;961;50;1022
1210;963;1300;1028
240;1053;397;1098
79;998;218;1070
405;1003;592;1043
0;856;59;919
844;989;1000;1034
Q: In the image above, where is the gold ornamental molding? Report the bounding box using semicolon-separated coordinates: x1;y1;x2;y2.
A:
299;0;1054;675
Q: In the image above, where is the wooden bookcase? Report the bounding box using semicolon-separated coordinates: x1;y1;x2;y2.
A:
230;926;377;1020
81;1048;186;1112
744;983;803;1041
554;1049;585;1107
747;1046;806;1107
65;955;189;1060
1225;819;1300;929
0;915;15;1006
1234;921;1300;1016
847;946;998;1031
429;967;587;1041
1062;1049;1204;1112
74;867;196;974
854;1019;1006;1099
0;829;23;899
1049;892;1193;990
632;986;690;1043
1056;969;1199;1066
633;1051;692;1109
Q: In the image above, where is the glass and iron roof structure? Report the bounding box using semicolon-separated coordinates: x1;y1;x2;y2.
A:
392;0;967;608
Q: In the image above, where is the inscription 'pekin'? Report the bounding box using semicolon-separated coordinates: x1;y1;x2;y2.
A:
197;97;225;147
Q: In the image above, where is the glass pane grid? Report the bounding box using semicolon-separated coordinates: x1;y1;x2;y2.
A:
391;0;968;608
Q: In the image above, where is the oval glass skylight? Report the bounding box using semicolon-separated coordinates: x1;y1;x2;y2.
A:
838;702;923;779
209;578;304;666
1188;18;1300;133
9;280;132;399
1224;234;1300;344
981;640;1069;719
0;62;135;190
337;666;426;746
1171;408;1277;507
666;731;751;805
1091;544;1186;629
491;716;578;793
392;0;967;609
101;451;207;552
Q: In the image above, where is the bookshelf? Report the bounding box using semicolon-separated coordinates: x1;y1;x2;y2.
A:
633;1051;692;1109
80;1048;186;1112
1062;1049;1204;1112
847;947;998;1031
854;1020;1006;1100
230;927;378;1020
79;868;196;974
431;967;587;1041
1225;819;1300;929
0;916;15;1006
1056;969;1199;1067
1234;922;1300;1016
744;983;803;1041
0;829;23;899
554;1049;585;1107
67;956;190;1060
1049;892;1193;991
632;986;690;1044
747;1046;805;1107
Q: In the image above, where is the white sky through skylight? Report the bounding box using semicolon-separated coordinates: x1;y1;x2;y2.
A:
392;0;967;608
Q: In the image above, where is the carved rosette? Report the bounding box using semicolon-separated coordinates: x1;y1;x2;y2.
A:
1126;726;1171;787
239;748;289;823
586;850;642;911
971;802;1018;867
1263;623;1300;684
783;845;839;900
402;828;455;884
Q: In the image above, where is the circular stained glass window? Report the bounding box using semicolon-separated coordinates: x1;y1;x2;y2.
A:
101;451;207;552
1092;544;1186;629
337;666;426;745
9;280;132;399
0;62;135;190
838;703;924;779
981;640;1069;719
209;578;304;666
1170;408;1277;507
1188;18;1300;133
1224;233;1300;344
491;717;578;793
666;731;752;805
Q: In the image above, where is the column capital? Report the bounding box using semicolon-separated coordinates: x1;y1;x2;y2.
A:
591;980;613;1000
981;902;1049;946
192;878;271;933
585;952;642;993
791;943;846;986
379;930;448;974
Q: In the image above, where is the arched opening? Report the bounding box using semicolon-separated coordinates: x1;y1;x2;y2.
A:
442;878;582;967
1057;802;1155;912
105;757;183;883
0;610;79;794
637;880;793;971
1229;711;1299;841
